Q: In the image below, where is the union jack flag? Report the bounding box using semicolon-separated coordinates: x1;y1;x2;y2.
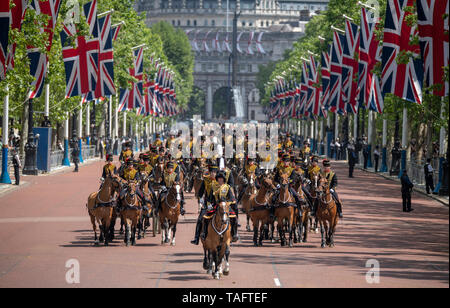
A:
118;47;144;111
358;7;384;113
381;0;424;104
306;55;323;117
298;61;310;118
28;0;62;99
61;0;99;98
321;45;331;110
93;14;115;97
111;23;122;42
0;1;10;80
341;20;360;114
328;31;346;113
6;0;27;72
417;0;449;97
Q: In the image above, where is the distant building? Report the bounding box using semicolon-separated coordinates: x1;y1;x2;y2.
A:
135;0;329;121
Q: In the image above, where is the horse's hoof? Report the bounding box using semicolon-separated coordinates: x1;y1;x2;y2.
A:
94;241;99;246
223;270;229;276
203;263;209;271
214;273;220;280
321;243;326;248
246;226;251;232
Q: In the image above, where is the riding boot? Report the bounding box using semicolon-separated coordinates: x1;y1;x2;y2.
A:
201;219;210;240
191;219;202;245
236;186;246;204
231;218;239;242
336;201;343;218
310;200;317;217
180;191;186;215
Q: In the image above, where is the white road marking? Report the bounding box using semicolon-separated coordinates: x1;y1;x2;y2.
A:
274;278;281;287
0;217;88;223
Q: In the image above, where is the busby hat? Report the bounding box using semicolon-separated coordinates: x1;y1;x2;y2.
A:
216;171;226;181
209;164;219;172
323;159;331;167
106;154;113;162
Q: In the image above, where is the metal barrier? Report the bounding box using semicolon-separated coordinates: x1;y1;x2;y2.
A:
407;158;440;187
49;150;65;169
0;151;24;178
82;145;96;160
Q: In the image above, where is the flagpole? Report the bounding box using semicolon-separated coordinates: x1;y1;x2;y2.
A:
44;83;51;127
367;110;374;168
398;107;408;178
1;85;12;184
380;118;388;172
114;94;119;155
78;100;84;163
123;111;127;138
63;111;71;166
86;101;90;145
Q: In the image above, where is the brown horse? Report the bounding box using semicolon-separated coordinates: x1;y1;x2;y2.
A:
292;172;310;243
248;174;276;246
159;181;182;245
201;201;232;280
240;172;258;232
86;171;121;246
193;166;206;212
274;173;296;247
137;176;154;239
316;176;339;248
121;181;142;246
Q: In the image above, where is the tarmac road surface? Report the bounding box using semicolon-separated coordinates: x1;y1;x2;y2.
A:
0;159;448;288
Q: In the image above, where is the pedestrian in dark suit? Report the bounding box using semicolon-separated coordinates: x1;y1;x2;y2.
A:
71;138;80;172
12;147;21;185
373;146;380;173
400;170;414;212
424;158;435;194
348;141;356;178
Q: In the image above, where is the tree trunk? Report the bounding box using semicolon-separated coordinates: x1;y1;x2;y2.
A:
19;100;29;157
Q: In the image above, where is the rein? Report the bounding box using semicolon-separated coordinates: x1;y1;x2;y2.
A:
164;188;180;210
211;212;230;237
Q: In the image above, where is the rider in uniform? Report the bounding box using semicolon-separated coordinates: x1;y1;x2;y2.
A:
153;133;163;149
102;154;117;178
306;156;321;181
154;161;186;216
315;159;343;218
198;172;238;244
119;141;133;163
236;157;261;204
271;153;306;220
300;141;311;162
190;164;220;245
283;133;294;151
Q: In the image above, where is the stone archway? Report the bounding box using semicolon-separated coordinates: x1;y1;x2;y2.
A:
212;86;234;120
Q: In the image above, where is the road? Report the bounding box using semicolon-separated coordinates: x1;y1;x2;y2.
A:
0;158;448;288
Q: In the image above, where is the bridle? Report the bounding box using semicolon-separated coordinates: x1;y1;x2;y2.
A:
164;183;182;210
255;179;275;206
211;202;230;237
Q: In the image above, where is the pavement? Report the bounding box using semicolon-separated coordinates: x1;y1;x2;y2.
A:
0;158;448;288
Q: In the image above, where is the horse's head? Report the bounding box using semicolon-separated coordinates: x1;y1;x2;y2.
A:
261;176;277;195
170;181;182;203
217;201;230;225
126;181;138;199
280;173;290;189
316;176;329;198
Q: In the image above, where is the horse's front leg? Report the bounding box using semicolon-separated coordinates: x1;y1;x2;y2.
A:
223;245;230;276
212;250;220;280
259;222;265;247
288;222;293;248
171;223;177;246
203;248;209;271
90;214;99;246
246;215;251;232
319;220;326;248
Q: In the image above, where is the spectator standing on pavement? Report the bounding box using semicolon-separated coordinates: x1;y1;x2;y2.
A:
335;138;341;160
12;147;21;185
373;145;380;173
348;141;357;178
330;139;335;160
424;158;435;194
71;138;80;172
362;136;369;169
400;170;414;212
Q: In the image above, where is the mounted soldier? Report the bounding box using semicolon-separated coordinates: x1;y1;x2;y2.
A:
311;159;343;218
119;141;133;163
154;161;186;216
102;154;117;179
191;164;220;245
236;157;261;204
198;171;238;245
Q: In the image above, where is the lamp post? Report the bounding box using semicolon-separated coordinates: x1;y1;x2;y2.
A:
22;99;39;175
